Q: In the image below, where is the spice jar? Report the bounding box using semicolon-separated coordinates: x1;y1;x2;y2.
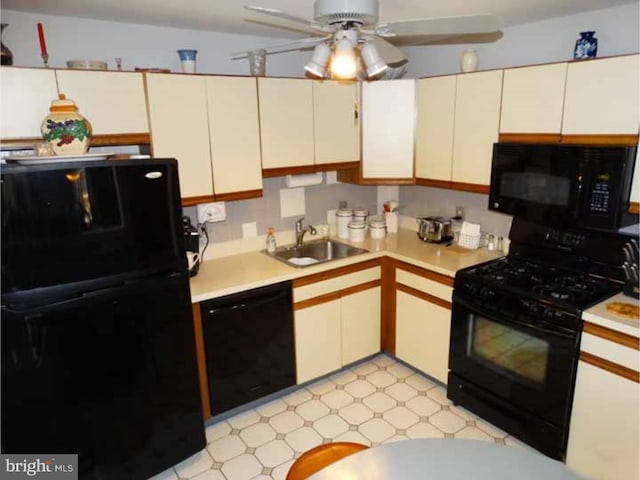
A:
41;93;92;155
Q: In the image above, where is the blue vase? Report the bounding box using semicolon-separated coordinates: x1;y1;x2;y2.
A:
574;31;598;60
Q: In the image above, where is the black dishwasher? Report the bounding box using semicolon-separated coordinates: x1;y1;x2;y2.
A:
201;281;296;415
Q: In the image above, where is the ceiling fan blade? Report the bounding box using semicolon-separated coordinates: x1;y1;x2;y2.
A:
365;35;408;67
375;14;502;38
244;5;334;33
232;36;329;59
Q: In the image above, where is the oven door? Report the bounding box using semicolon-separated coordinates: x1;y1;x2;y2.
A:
448;293;579;428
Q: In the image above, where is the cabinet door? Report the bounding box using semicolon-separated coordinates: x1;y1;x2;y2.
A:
566;362;639;480
205;76;262;196
415;75;456;181
562;55;640;135
451;70;503;186
55;70;149;135
1;67;58;139
258;78;314;169
145;74;213;199
396;291;451;384
500;63;567;134
341;287;381;365
294;300;342;384
362;80;415;179
313;80;360;165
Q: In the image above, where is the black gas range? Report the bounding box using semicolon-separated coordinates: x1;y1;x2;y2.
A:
447;217;629;461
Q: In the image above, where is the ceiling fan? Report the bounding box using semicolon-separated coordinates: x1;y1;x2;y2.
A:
233;0;503;80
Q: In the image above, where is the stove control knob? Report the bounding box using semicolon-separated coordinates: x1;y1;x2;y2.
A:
528;303;542;316
479;287;492;299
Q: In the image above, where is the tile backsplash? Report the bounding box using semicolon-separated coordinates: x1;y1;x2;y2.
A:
399;185;513;238
185;176;378;244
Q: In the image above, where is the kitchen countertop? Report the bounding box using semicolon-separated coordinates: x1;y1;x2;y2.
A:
583;291;640;337
190;228;502;303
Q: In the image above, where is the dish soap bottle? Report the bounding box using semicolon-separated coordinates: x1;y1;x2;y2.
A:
266;227;277;253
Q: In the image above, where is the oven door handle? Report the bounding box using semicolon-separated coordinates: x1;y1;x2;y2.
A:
453;295;577;341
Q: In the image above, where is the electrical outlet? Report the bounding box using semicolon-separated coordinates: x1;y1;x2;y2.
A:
455;206;465;219
197;202;226;223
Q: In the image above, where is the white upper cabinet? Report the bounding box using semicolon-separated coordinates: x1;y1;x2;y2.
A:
361;79;416;179
258;78;314;169
1;67;58;139
55;70;149;135
205;76;262;196
145;73;213;199
451;70;503;186
313;80;360;165
500;63;568;134
415;75;456;181
562;55;640;135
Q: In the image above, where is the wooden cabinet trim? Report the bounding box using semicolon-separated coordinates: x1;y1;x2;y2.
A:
583;321;640;350
580;351;640;383
381;256;396;355
450;182;490;194
498;133;562;143
262;165;316;178
395;261;454;287
293;258;381;287
214;189;263;202
630;202;639;214
314;161;360;172
191;303;212;420
294;279;381;310
397;283;452;310
415;178;452;189
1;133;151;149
560;134;639;146
182;195;216;207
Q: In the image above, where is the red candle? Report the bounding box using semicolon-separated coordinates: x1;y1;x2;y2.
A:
37;22;48;57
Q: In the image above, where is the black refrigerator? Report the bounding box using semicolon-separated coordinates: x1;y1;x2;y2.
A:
1;158;206;479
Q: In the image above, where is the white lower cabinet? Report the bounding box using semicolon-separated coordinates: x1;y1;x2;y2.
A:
396;291;451;384
341;287;381;366
566;326;639;480
293;263;381;384
394;266;454;384
294;300;343;384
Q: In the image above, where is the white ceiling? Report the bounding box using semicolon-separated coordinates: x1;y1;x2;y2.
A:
2;0;637;39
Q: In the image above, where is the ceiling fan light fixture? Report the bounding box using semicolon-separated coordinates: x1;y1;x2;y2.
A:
360;42;387;77
304;42;331;77
330;37;357;79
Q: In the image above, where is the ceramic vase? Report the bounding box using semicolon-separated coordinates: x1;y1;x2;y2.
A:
574;31;598;60
1;23;13;65
460;49;479;73
41;94;92;156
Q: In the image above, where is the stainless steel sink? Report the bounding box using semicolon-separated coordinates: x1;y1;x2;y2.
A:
265;239;368;268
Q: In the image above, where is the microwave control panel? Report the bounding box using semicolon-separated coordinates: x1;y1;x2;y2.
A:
588;175;611;215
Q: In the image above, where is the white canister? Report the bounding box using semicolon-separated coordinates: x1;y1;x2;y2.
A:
336;208;353;239
353;207;369;224
368;215;387;239
348;219;367;243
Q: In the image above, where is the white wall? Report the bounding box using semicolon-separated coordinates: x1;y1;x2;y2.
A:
0;9;310;76
3;3;638;78
405;3;640;77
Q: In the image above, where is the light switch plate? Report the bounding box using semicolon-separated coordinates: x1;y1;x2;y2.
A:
242;222;257;239
280;187;306;218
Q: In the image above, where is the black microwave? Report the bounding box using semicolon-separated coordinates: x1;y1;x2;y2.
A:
489;143;638;231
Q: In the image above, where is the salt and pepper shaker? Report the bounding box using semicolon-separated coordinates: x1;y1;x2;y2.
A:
497;236;504;253
487;234;496;251
115;57;123;71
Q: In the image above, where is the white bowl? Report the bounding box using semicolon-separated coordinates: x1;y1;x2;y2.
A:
66;60;108;70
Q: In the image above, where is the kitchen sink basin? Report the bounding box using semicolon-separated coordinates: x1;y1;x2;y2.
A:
266;239;368;268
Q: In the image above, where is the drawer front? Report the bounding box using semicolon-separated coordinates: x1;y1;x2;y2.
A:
293;266;381;303
581;332;639;372
396;269;453;302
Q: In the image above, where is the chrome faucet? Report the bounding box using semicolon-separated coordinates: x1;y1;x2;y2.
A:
295;217;317;247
